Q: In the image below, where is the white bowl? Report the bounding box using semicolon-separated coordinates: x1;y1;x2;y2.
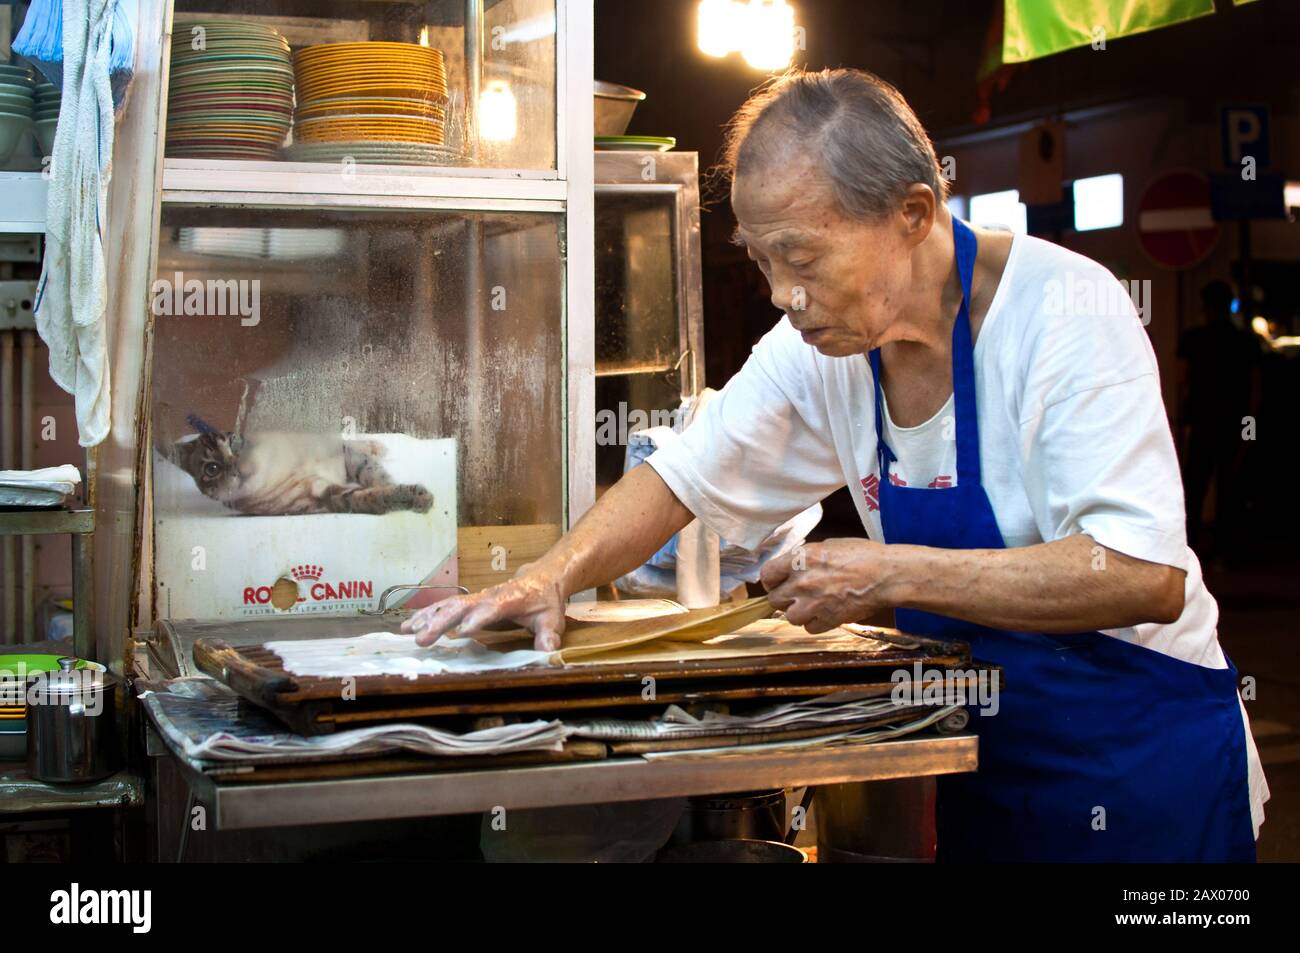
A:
0;111;32;163
34;117;57;156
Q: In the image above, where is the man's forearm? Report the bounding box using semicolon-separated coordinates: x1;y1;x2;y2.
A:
884;534;1186;633
533;463;695;597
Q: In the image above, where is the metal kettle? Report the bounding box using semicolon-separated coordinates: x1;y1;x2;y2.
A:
26;657;121;784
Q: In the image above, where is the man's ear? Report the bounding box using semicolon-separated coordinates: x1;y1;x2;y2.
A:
899;183;937;248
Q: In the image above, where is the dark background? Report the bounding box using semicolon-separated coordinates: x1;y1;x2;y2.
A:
596;0;1298;383
595;0;1300;861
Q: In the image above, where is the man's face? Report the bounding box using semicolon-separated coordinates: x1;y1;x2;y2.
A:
732;155;915;357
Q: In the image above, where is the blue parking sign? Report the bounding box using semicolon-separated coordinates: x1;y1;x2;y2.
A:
1221;104;1271;168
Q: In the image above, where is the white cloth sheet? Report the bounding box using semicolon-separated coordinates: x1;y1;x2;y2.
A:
266;632;555;680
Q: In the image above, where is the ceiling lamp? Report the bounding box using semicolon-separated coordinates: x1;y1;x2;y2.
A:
697;0;796;71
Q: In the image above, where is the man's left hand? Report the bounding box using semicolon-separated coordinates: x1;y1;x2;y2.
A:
759;538;900;633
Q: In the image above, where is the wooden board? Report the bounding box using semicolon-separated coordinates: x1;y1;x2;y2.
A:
316;680;905;724
456;524;562;593
194;611;970;705
191;617;976;735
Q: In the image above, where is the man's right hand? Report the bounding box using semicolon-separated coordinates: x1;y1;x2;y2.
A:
399;563;569;651
398;464;693;653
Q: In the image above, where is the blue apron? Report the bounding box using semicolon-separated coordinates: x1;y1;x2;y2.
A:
867;217;1256;862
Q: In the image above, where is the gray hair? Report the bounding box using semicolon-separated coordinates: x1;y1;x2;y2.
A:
722;68;948;220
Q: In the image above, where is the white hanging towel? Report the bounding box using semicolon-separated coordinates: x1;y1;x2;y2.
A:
33;0;117;448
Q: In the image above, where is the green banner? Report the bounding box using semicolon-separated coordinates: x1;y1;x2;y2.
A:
1003;0;1216;63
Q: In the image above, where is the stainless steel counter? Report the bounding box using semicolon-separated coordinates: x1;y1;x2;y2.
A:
166;731;977;831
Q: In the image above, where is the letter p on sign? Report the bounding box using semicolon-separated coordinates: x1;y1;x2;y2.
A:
1221;104;1270;168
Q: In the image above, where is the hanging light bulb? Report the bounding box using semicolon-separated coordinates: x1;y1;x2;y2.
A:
740;0;796;71
479;80;518;142
697;0;742;58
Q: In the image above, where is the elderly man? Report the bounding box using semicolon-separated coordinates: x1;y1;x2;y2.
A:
406;69;1266;862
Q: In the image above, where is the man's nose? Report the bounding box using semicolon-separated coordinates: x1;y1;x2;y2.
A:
770;282;794;314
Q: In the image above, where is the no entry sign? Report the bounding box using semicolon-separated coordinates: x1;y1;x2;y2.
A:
1135;170;1220;270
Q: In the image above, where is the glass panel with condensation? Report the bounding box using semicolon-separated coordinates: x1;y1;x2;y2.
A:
593;190;683;497
148;205;563;619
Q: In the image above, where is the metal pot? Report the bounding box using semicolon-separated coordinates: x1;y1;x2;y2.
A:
672;789;786;844
594;80;646;136
656;839;807;863
26;658;120;784
815;779;937;862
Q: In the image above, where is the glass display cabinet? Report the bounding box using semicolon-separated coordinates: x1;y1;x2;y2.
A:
94;0;592;657
593;150;704;497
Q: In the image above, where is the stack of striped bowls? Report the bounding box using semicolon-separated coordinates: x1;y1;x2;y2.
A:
286;41;455;166
0;64;34;165
33;81;60;156
166;18;294;160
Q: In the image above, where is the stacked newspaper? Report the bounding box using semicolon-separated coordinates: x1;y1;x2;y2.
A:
569;693;940;741
139;678;567;765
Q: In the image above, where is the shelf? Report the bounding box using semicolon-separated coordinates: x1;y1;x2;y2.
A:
594;360;678;378
0;172;47;233
176;733;978;830
0;766;143;814
0;508;94;537
161;159;566;210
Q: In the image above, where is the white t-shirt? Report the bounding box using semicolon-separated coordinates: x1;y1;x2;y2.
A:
647;231;1268;835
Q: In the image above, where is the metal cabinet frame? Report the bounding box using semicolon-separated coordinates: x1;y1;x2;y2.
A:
594;150;705;401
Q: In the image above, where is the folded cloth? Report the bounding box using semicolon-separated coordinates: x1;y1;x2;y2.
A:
33;0;117;448
0;465;82;507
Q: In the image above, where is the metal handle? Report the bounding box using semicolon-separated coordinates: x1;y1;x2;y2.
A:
360;584;470;616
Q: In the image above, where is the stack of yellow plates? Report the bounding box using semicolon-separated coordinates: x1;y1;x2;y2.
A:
292;42;449;148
